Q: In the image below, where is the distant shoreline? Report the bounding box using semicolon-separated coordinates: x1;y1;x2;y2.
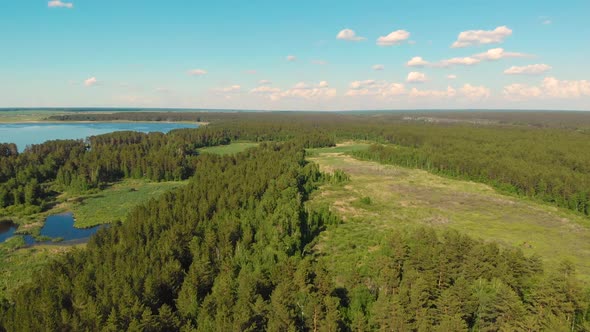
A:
0;119;209;126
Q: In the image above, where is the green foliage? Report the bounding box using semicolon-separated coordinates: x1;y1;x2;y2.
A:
198;142;259;155
359;196;372;205
3;111;590;330
324;169;350;185
0;143;338;330
353;132;590;217
68;179;186;227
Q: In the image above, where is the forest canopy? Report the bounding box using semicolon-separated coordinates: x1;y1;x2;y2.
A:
2;111;590;331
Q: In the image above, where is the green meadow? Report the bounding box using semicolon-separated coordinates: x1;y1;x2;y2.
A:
66;179;187;228
307;144;590;284
198;142;259;155
0;110;68;122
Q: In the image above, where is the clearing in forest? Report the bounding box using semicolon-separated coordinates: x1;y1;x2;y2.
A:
307;146;590;283
198;142;259;155
67;179;187;228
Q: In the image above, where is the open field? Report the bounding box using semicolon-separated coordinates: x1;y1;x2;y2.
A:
0;110;68;122
1;179;186;231
198;142;259;155
66;179;187;228
307;146;590;284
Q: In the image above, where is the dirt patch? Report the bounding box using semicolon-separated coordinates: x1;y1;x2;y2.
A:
424;215;450;225
18;222;43;230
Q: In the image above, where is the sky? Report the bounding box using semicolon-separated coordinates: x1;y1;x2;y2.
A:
1;0;589;111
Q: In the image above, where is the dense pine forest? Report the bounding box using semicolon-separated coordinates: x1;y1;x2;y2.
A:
2;111;590;330
53;111;590;216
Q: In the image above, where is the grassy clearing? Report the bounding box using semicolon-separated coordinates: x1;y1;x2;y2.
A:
1;179;186;230
307;146;590;284
0;110;68;122
198;142;259;155
66;179;187;228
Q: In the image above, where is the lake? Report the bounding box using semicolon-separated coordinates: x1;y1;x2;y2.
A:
0;213;105;245
0;122;198;152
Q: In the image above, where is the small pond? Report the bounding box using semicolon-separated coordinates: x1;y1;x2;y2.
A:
0;213;105;246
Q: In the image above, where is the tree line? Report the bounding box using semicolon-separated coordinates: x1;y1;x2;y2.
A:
15;111;590;217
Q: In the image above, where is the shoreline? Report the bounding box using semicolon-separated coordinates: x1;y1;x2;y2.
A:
0;120;209;126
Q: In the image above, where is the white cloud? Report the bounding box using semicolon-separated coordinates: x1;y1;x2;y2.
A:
542;77;590;98
84;77;97;87
372;64;385;71
473;48;529;61
460;84;490;100
503;84;543;100
447;74;457;79
451;26;512;48
407;71;428;83
258;79;272;85
409;86;456;99
250;85;281;94
280;81;336;100
439;57;481;67
216;85;241;93
407;84;488;100
48;1;73;8
376;29;410;46
349;80;376;90
188;69;207;76
542;19;552;25
245;69;257;74
336;29;365;41
435;48;529;68
346;80;406;97
346;80;489;102
155;87;171;93
286;55;297;62
407;56;429;67
504;64;551;75
503;77;590;100
250;81;336;101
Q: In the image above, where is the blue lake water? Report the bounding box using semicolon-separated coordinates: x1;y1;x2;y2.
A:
0;213;105;245
0;122;198;152
38;213;105;241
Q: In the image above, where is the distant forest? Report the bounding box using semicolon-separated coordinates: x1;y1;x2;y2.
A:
46;111;590;216
1;111;590;331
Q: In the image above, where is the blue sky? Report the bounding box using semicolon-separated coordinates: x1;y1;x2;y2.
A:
1;0;589;110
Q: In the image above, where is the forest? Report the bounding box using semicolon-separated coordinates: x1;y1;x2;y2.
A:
1;111;590;330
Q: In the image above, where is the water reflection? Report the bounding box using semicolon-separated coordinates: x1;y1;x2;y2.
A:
0;213;106;245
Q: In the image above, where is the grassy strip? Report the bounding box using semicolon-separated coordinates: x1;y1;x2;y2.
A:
306;145;590;284
198;142;259;155
67;179;187;228
0;110;69;122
